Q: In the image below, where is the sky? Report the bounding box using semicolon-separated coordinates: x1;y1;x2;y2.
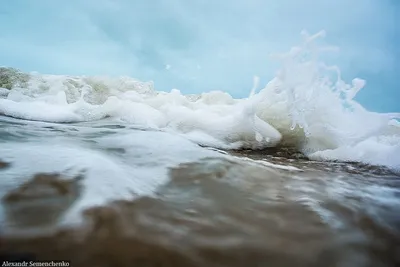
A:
0;0;399;112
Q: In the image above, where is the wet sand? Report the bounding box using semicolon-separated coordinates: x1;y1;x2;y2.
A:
1;154;399;267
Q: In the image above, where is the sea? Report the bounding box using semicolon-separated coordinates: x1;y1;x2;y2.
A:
0;32;399;267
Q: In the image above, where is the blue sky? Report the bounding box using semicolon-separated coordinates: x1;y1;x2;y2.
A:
0;0;399;112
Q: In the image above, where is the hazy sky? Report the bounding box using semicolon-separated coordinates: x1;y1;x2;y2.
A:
0;0;399;112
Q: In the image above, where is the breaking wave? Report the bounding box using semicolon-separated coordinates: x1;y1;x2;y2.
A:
1;31;399;170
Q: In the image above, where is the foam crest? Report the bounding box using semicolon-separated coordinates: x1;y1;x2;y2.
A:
0;31;399;170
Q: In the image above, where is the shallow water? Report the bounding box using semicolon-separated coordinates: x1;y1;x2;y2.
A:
0;116;399;267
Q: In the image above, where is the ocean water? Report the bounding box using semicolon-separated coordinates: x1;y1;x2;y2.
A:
0;32;400;266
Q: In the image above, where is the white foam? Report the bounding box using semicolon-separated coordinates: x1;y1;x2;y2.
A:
0;31;399;170
233;156;303;172
0;131;223;227
0;88;9;97
308;136;400;169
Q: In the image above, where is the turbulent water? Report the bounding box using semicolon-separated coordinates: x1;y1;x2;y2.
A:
0;32;400;266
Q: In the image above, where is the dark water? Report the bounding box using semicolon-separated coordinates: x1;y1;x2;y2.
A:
0;116;399;267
